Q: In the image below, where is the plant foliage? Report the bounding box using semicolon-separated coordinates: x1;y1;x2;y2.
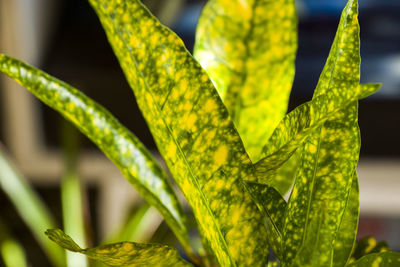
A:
0;0;399;266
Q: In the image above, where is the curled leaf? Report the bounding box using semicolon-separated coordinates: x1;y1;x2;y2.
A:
45;229;191;267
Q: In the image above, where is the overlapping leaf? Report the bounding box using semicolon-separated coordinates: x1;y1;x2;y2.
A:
282;0;368;266
0;54;191;254
45;229;191;267
333;176;360;267
349;236;390;263
88;0;269;265
245;182;287;259
347;252;400;267
194;0;297;161
254;83;379;180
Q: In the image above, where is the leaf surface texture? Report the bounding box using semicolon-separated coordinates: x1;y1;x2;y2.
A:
194;0;297;161
46;229;191;267
88;0;269;265
0;54;190;253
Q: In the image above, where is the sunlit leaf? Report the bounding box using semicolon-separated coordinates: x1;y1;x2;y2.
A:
0;54;190;254
333;176;360;267
267;150;299;196
194;0;297;161
347;252;400;267
254;83;379;180
282;0;369;266
349;236;390;263
88;0;269;265
0;144;66;267
45;229;191;267
245;182;287;259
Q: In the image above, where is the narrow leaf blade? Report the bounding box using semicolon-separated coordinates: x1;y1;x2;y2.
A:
245;182;287;259
333;175;360;267
0;54;190;253
255;83;379;180
282;0;368;266
194;0;297;161
88;0;269;265
0;144;66;267
347;252;400;267
46;229;191;267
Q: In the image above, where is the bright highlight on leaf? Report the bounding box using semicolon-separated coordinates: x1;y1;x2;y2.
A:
194;0;297;161
0;54;190;255
254;83;380;180
88;0;269;265
282;0;367;266
45;229;191;267
0;0;391;266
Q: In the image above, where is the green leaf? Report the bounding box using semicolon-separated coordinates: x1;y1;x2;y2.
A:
350;236;390;263
60;122;88;267
0;144;66;267
45;229;191;267
281;0;369;266
194;0;297;161
0;54;191;255
106;203;160;243
346;252;400;267
0;220;28;267
254;83;379;180
88;0;269;265
245;182;287;259
333;175;360;267
267;150;299;196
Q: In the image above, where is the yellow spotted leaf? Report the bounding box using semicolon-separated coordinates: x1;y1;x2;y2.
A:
45;229;191;267
254;83;379;180
0;54;191;255
88;0;269;266
282;0;373;266
349;236;390;263
333;175;360;267
347;252;400;267
194;0;297;161
245;182;287;259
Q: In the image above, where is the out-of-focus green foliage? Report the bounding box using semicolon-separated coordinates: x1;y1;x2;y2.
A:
0;0;398;266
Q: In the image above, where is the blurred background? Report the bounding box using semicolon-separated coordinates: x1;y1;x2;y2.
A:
0;0;399;265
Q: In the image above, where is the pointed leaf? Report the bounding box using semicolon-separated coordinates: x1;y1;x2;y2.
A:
0;144;66;267
245;182;287;259
282;1;369;266
45;229;191;267
333;175;360;267
194;0;297;161
88;0;269;265
347;252;400;267
254;83;379;180
0;54;191;254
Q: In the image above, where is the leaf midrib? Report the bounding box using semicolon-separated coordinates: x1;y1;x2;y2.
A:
97;1;236;265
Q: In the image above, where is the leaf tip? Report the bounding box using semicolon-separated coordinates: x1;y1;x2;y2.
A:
45;228;83;252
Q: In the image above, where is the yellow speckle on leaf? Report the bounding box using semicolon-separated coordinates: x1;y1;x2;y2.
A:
123;243;133;251
365;237;377;253
204;99;217;112
186;114;197;129
372;256;382;267
214;145;228;166
166;142;177;159
309;145;317;153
